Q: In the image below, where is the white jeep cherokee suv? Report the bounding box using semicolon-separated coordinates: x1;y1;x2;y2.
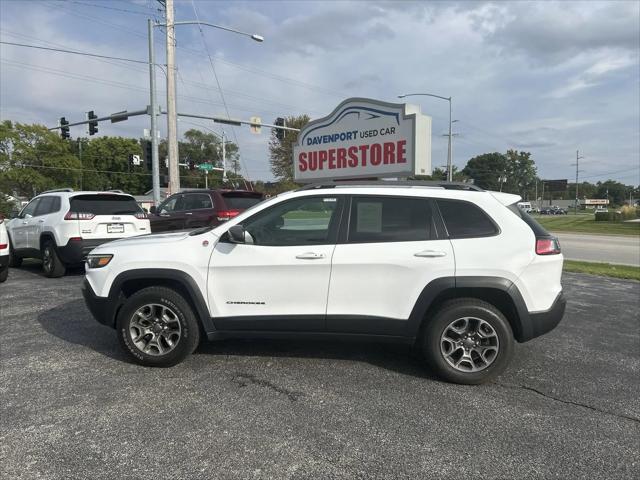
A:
83;181;565;384
6;189;150;277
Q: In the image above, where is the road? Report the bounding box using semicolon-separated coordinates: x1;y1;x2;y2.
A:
554;232;640;266
1;264;639;479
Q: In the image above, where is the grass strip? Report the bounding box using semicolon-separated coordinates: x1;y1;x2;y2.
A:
564;260;640;281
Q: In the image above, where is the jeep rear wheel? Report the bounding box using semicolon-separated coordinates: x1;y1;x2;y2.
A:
422;298;514;385
8;239;22;268
116;286;200;367
42;241;66;278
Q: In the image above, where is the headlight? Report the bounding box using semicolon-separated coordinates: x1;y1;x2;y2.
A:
86;254;113;268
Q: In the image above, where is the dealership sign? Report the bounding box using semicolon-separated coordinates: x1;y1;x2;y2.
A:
293;98;432;182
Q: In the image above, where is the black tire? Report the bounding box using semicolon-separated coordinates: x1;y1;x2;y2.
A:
421;298;514;385
41;241;66;278
8;238;22;268
0;266;7;283
116;286;200;367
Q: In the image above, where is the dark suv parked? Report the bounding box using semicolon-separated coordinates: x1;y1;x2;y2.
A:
149;189;264;232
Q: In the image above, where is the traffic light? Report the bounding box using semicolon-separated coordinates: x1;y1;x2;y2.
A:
274;117;285;141
143;140;152;170
60;117;70;140
88;111;98;136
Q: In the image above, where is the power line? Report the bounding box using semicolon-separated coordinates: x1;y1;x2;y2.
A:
67;0;154;16
0;41;154;65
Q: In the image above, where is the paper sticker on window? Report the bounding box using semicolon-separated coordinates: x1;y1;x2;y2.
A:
357;202;382;233
323;198;337;202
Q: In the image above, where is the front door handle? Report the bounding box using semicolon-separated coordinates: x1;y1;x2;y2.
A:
414;250;447;258
296;252;326;260
38;219;45;223
22;221;28;225
185;212;193;215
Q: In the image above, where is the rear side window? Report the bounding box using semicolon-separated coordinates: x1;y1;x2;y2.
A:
348;196;433;243
221;192;264;210
70;194;142;216
507;203;549;236
436;199;498;239
183;193;212;210
34;196;60;216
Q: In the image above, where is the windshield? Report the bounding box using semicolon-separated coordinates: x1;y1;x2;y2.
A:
70;194;142;215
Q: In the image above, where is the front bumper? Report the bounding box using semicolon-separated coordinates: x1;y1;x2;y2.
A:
57;238;116;264
82;279;119;328
527;291;566;340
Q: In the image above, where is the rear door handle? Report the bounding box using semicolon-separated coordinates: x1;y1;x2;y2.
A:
38;219;45;223
414;250;447;258
296;252;326;260
22;221;28;225
185;212;193;215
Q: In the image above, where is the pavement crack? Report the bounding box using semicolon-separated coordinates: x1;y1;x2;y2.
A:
232;373;303;402
494;382;640;423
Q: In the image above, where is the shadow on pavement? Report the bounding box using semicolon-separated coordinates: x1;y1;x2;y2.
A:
37;299;128;363
38;299;438;379
15;259;85;277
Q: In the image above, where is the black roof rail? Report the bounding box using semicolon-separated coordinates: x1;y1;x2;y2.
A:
297;180;483;192
40;188;74;194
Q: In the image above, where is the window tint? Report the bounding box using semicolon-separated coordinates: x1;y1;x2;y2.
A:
348;196;433;243
241;196;341;246
183;193;212;210
34;196;58;216
221;192;264;210
437;199;498;238
20;199;40;218
70;194;142;216
159;195;184;214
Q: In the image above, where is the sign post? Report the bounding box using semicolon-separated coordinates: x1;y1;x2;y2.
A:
293;98;431;182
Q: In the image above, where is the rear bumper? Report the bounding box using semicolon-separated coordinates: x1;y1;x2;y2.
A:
525;291;566;341
57;238;116;264
82;279;119;328
0;254;9;269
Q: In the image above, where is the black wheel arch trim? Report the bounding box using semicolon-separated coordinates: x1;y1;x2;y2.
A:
86;268;214;332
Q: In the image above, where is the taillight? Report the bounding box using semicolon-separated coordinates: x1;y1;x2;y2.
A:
217;209;240;221
536;237;561;255
0;243;7;250
64;211;95;220
135;212;148;219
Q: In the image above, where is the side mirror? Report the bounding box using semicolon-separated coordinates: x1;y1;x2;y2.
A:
228;224;246;243
149;206;157;215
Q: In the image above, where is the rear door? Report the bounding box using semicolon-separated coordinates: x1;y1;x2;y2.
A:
326;195;455;335
69;194;147;240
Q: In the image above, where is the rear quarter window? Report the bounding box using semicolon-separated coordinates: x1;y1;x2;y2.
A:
70;194;142;215
507;203;549;236
221;192;264;210
436;199;499;239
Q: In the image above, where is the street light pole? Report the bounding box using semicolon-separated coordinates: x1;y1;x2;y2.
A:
147;18;160;206
398;93;453;181
152;7;264;195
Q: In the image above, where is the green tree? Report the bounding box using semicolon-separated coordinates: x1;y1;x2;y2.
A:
0;121;81;197
504;149;537;199
269;115;310;182
595;180;633;206
178;129;240;188
82;136;147;194
462;152;507;190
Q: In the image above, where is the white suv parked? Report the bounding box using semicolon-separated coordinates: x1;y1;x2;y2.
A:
83;181;565;384
6;189;150;278
0;214;9;283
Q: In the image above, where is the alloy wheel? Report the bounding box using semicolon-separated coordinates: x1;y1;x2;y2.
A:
440;316;499;372
129;303;182;356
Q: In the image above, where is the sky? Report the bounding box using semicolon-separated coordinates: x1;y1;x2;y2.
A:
1;0;639;185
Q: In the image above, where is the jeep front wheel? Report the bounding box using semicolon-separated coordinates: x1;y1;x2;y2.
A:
116;286;200;367
422;298;514;385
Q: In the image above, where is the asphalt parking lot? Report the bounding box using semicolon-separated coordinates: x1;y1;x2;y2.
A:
1;264;638;480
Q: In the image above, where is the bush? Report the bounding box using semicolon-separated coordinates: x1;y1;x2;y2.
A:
595;206;640;222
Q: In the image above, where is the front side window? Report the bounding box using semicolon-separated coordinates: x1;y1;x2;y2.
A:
348;196;433;243
20;199;40;218
240;196;342;246
437;199;498;239
183;193;213;210
159;195;184;214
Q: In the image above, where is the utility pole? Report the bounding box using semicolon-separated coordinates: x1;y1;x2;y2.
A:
165;0;180;194
222;130;227;183
571;150;584;214
148;19;161;206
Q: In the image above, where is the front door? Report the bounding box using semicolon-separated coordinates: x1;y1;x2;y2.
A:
10;198;40;250
326;195;455;335
151;194;186;232
208;195;345;331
